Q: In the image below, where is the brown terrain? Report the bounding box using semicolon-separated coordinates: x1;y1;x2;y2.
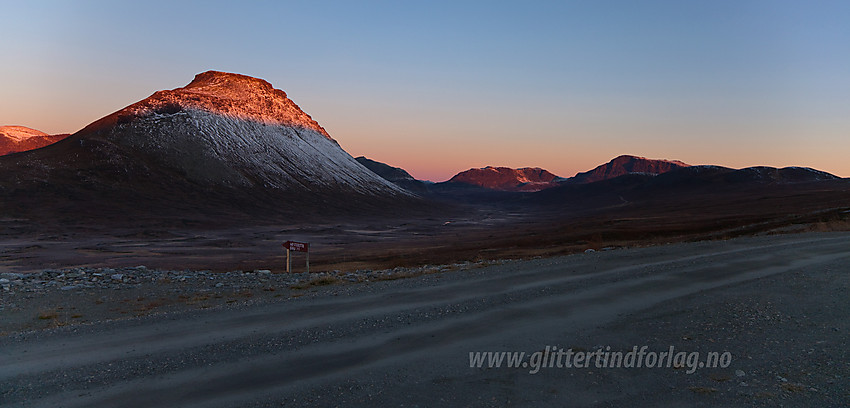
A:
569;154;689;184
447;166;561;191
0;125;69;156
0;71;848;287
1;70;848;407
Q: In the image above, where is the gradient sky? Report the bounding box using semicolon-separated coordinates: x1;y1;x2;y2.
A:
1;0;848;181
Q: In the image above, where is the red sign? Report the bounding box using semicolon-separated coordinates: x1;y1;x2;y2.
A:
283;241;309;252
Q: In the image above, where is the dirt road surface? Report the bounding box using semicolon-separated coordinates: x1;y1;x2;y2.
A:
2;232;848;407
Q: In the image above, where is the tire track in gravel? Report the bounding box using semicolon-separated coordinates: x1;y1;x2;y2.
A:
2;233;849;407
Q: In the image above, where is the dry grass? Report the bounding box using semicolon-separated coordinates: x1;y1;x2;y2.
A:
808;219;850;232
369;270;421;282
135;299;166;312
182;293;211;305
35;309;69;328
290;275;341;290
37;310;59;320
688;386;718;395
780;383;807;393
709;374;731;382
235;290;253;298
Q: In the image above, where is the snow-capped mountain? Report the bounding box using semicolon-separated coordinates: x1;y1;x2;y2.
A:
0;71;415;222
447;166;562;191
0;126;69;155
74;71;409;194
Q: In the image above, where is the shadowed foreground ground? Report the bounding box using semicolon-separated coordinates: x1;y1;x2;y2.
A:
1;232;847;407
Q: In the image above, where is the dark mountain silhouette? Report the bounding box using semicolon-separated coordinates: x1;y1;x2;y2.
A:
355;156;428;193
533;163;843;211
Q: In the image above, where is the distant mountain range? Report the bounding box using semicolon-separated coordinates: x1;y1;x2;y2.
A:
358;154;839;194
2;71;845;230
0;126;69;156
437;155;690;191
532;163;840;206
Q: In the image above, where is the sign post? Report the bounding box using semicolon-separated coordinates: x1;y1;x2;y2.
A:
283;241;310;273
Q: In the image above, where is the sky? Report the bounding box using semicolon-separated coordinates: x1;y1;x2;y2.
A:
1;0;848;181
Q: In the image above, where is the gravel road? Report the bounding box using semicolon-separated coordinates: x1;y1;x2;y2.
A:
1;232;848;407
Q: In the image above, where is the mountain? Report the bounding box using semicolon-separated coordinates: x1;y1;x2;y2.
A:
645;165;838;187
569;155;689;184
0;71;417;224
525;162;850;248
0;126;69;155
355;156;415;182
447;166;562;192
534;163;842;209
441;156;686;192
355;156;428;193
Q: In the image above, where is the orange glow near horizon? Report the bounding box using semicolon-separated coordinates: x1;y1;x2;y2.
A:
3;95;848;182
353;151;850;184
335;121;850;183
2;2;849;182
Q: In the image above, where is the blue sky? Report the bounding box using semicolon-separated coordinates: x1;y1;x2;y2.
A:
1;0;848;180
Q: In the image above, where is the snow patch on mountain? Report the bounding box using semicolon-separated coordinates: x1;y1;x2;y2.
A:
118;71;331;139
1;126;70;156
0;126;49;142
447;166;560;191
109;108;409;195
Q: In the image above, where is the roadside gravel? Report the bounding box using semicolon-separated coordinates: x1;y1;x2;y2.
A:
0;261;499;334
1;232;848;407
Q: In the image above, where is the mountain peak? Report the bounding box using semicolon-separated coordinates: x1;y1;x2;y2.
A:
448;166;560;191
571;155;689;184
355;156;416;182
1;125;69;156
0;125;49;142
116;70;330;138
0;72;415;222
183;71;280;95
610;154;689;167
